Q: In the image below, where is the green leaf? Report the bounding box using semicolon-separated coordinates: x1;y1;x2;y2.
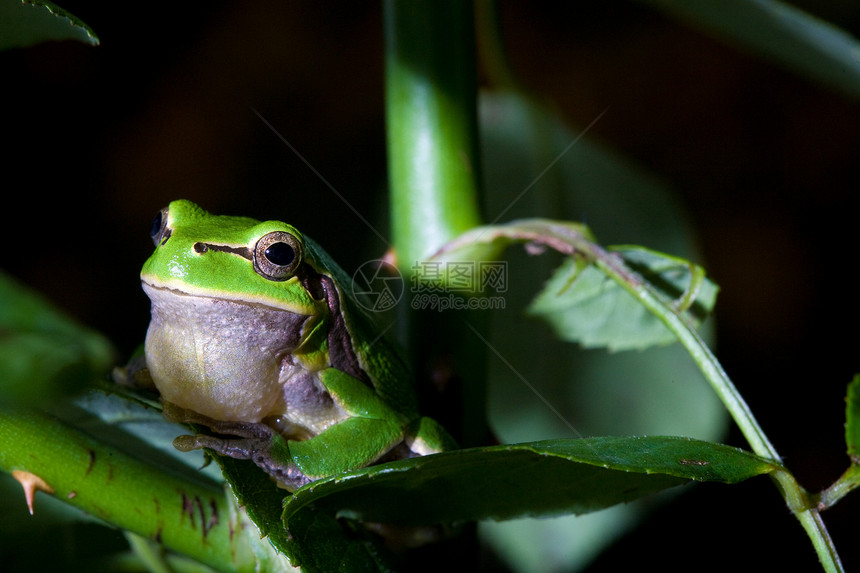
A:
0;271;115;405
213;458;297;572
528;245;718;351
284;507;398;573
476;91;727;571
430;154;732;570
212;433;772;570
846;375;860;465
0;0;98;50
70;390;226;484
213;451;396;572
282;437;775;528
216;457;291;553
431;222;717;352
642;0;860;100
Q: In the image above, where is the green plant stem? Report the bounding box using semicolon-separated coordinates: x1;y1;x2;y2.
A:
515;231;781;463
0;406;261;573
383;0;496;453
433;222;843;572
795;509;843;573
815;465;860;509
588;247;844;573
384;0;484;266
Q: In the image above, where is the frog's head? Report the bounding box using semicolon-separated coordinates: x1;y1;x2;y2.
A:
141;200;328;422
142;199;321;313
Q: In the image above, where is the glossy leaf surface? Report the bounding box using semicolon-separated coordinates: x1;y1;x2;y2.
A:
281;436;775;527
0;0;98;50
529;246;718;351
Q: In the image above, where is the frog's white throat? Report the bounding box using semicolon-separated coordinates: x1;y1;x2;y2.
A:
141;282;312;423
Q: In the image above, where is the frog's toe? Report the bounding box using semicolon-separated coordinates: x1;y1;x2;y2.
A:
172;433;267;459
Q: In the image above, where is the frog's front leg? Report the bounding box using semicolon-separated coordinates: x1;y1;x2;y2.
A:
285;368;457;477
172;425;315;490
281;366;421;482
171;412;406;491
165;368;434;490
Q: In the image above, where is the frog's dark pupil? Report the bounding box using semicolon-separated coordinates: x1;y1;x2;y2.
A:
265;242;295;266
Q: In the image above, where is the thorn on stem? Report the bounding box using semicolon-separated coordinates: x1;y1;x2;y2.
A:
11;470;55;515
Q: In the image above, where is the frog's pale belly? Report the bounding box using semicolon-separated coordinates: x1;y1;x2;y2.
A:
143;283;314;423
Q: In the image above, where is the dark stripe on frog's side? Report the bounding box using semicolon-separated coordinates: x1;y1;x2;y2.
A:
159;227;172;246
296;263;372;387
193;242;253;259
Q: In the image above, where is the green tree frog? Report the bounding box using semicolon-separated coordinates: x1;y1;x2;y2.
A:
141;200;454;490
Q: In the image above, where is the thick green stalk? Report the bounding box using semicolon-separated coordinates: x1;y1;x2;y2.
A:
383;0;495;454
0;407;262;572
384;0;484;266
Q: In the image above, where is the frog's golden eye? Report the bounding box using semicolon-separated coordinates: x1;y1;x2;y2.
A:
253;231;302;281
150;207;171;247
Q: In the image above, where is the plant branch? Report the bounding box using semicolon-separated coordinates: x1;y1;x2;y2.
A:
383;0;497;452
432;220;844;572
383;0;484;266
814;465;860;510
585;235;844;573
0;406;272;573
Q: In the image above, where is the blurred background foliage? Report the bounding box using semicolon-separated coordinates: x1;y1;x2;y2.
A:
1;1;858;571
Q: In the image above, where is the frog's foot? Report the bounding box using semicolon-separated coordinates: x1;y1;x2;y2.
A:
172;432;271;457
404;416;458;456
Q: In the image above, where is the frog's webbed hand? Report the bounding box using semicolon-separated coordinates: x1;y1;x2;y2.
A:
174;430;311;490
173;368;411;487
161;370;453;491
165;403;312;490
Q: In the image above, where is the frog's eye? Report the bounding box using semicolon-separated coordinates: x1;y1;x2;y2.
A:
253;231;302;281
150;207;171;247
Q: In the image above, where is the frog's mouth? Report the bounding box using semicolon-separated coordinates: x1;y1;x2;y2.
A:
140;277;315;315
142;279;269;309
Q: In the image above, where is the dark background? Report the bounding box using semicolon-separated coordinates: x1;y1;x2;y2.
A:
2;2;858;571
